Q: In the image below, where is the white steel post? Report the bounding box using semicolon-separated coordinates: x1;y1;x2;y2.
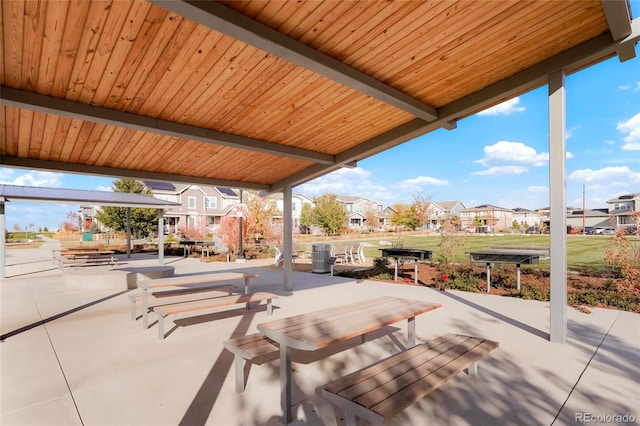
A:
283;186;293;291
549;70;568;343
158;209;164;265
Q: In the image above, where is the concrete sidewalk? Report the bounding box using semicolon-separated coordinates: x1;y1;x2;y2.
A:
1;252;638;426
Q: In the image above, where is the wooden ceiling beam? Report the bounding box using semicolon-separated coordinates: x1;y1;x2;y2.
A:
0;157;270;191
149;0;439;122
0;87;335;166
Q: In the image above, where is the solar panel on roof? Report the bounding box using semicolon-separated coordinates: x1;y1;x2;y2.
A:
143;181;176;191
217;187;237;196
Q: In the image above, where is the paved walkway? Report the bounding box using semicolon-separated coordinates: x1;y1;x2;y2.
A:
1;247;638;425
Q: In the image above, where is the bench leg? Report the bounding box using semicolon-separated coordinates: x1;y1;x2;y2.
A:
158;315;165;340
407;316;416;347
345;411;359;426
267;299;273;315
235;356;246;393
130;299;137;321
467;361;478;376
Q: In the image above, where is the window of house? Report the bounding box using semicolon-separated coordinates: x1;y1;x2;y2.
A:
205;196;217;209
188;196;196;209
188;216;196;227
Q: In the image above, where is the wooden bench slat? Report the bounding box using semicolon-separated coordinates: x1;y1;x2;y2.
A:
349;335;478;404
223;333;280;392
323;333;462;395
153;292;278;340
321;333;499;424
224;334;279;359
155;292;276;316
128;284;235;321
371;340;498;420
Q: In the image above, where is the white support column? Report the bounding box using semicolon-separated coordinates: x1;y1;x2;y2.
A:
0;199;5;279
283;186;293;291
549;70;568;343
126;207;132;259
158;209;164;265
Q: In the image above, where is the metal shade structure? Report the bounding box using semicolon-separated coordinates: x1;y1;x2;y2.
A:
0;184;180;209
1;0;639;343
0;184;180;277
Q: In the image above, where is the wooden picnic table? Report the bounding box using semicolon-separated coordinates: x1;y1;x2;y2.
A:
137;272;259;329
257;296;442;424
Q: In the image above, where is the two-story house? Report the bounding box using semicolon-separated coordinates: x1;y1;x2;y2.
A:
512;207;541;227
337;195;384;230
606;193;639;228
460;204;514;232
144;181;239;234
425;200;466;230
267;193;314;231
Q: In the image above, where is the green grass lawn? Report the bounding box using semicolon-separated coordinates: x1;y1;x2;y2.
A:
355;233;618;275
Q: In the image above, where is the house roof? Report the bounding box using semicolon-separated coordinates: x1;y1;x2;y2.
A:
463;204;513;212
433;201;464;211
1;1;637;192
607;193;640;202
0;184;179;208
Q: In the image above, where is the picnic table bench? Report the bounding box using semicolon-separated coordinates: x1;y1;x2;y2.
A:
321;333;499;425
128;283;236;320
223;333;280;392
137;272;259;329
53;248;117;269
257;296;442;423
154;292;278;340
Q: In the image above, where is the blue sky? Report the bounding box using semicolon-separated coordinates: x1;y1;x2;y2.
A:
2;26;640;232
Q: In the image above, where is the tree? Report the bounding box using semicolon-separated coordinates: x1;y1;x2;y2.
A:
299;202;314;234
364;207;379;232
512;220;521;231
243;191;280;244
312;194;346;235
390;203;422;231
412;193;433;228
437;214;468;275
95;179;158;239
61;211;80;232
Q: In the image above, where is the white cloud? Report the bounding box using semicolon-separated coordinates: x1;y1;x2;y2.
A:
96;185;113;192
617;112;640;150
472;166;528;176
399;176;449;188
474;140;548;172
0;171;63;187
568;166;640;184
527;185;548;193
297;167;393;201
477;97;525;116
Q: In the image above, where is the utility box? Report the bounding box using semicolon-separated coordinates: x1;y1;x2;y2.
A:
312;243;332;273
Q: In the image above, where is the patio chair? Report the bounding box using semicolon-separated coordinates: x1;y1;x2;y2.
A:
351;242;365;264
273;246;298;267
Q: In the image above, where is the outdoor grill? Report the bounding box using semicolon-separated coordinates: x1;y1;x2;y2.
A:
469;248;545;293
379;248;433;284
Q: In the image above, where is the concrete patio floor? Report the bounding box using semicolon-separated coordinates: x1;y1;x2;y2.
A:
1;240;638;426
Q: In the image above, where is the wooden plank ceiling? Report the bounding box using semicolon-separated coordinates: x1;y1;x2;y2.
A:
0;0;637;192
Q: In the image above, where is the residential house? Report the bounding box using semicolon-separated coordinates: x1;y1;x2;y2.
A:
425;200;466;230
144;181;239;234
267;193;314;232
336;195;384;230
460;204;514;232
606;193;639;228
566;208;611;230
512;207;541;228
